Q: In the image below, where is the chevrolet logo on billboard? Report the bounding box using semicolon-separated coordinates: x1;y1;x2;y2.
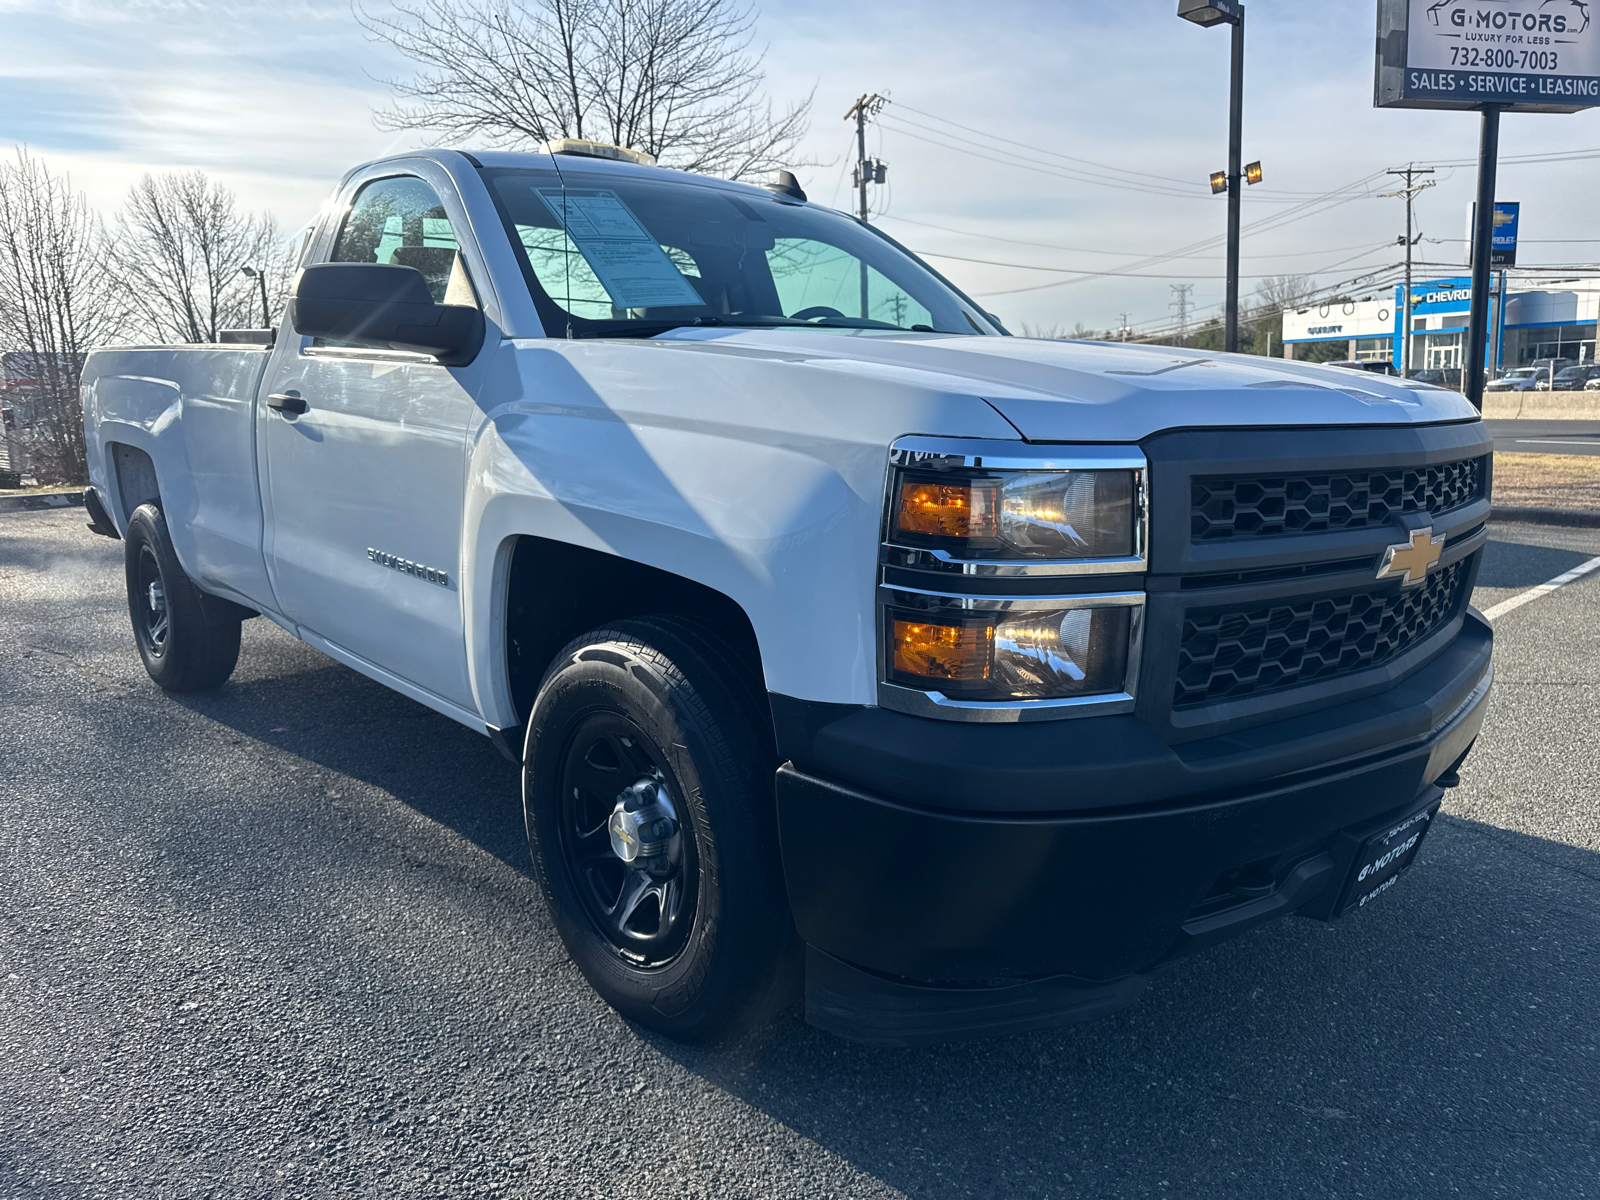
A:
1376;527;1445;587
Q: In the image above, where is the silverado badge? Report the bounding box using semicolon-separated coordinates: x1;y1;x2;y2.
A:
1376;527;1444;586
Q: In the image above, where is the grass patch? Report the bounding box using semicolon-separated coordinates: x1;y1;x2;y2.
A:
0;483;84;498
1493;451;1600;512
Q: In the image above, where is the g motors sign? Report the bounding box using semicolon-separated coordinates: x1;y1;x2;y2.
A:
1376;0;1600;112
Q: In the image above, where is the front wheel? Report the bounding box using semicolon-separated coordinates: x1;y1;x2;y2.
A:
523;616;797;1040
124;503;241;692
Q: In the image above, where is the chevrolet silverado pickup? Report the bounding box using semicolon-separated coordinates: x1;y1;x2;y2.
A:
80;142;1494;1046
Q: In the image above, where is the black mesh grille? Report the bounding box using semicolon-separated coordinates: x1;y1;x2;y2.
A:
1190;456;1487;541
1172;561;1468;709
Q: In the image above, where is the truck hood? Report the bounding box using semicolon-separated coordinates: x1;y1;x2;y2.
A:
649;329;1479;441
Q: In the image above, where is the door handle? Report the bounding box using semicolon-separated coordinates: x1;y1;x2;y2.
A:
267;391;308;416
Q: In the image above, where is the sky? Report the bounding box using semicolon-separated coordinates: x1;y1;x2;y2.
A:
2;0;1599;336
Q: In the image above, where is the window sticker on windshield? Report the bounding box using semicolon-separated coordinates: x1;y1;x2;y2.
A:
536;188;704;310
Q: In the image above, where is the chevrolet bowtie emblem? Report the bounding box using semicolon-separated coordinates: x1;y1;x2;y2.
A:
1376;527;1444;586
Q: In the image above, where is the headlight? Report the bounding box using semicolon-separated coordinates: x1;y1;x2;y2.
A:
893;467;1136;560
887;602;1133;701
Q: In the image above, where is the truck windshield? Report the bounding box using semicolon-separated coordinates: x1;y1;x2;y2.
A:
483;166;998;338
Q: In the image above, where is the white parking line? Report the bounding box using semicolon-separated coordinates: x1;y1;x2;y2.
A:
1481;554;1600;622
1513;438;1600;447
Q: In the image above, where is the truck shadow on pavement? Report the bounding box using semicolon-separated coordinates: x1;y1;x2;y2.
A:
1475;536;1596;588
160;622;1598;1198
165;627;532;878
655;812;1599;1198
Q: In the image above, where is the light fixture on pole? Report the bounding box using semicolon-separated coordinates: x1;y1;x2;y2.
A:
1179;0;1247;353
239;265;270;329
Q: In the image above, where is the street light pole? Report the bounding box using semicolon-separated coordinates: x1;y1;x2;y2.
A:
1179;0;1247;352
1225;13;1243;354
240;265;270;328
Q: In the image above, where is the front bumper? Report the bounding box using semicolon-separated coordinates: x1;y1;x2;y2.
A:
775;611;1492;1045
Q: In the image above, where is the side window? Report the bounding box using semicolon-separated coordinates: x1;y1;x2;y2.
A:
332;176;474;306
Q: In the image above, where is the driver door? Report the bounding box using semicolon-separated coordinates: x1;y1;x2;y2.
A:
257;168;490;715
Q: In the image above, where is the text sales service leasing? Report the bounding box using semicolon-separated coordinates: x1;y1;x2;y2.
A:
1405;0;1600;104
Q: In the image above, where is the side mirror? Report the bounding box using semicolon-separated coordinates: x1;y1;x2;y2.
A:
289;262;485;366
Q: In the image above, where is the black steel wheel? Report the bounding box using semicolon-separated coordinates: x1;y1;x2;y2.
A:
132;541;171;662
524;616;798;1041
123;503;241;692
558;712;698;967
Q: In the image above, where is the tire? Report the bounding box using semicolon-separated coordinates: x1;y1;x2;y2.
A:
123;503;241;692
523;615;797;1041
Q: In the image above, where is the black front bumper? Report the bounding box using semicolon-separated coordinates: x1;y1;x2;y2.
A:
774;611;1492;1045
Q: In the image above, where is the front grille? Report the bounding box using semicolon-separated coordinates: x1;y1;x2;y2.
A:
1172;560;1468;709
1190;456;1487;542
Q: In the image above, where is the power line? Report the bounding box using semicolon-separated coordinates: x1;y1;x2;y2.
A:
879;114;1206;200
890;102;1335;200
971;180;1387;298
881;214;1388;261
914;244;1395;281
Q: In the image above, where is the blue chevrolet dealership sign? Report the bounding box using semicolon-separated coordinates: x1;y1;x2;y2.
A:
1490;200;1519;265
1409;277;1474;314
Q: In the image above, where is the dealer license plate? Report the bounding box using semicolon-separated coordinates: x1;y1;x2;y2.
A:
1335;802;1440;916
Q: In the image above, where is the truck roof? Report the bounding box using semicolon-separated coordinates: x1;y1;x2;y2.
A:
345;147;791;205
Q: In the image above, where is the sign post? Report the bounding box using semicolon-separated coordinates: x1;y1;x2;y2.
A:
1376;0;1600;409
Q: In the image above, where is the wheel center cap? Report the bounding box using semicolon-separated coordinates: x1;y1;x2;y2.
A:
607;779;678;865
147;581;166;613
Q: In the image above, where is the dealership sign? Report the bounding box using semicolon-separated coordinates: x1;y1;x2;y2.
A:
1408;277;1474;313
1468;200;1521;264
1376;0;1600;112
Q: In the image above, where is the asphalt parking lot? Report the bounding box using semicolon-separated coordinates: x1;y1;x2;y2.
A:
3;510;1598;1199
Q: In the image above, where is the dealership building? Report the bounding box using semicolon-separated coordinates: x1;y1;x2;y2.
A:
1281;277;1600;372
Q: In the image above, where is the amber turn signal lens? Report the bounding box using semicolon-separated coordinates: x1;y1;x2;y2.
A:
891;618;992;683
895;480;997;540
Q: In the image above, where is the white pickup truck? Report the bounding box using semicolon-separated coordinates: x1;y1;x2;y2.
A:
80;143;1494;1046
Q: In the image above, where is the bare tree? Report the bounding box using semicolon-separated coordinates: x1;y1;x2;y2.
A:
1254;273;1314;317
112;171;283;344
1239;274;1314;358
0;148;125;484
359;0;811;181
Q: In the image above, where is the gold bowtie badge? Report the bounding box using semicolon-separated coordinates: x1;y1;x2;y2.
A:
1376;527;1444;587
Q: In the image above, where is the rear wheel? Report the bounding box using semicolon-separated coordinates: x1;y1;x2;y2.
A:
523;616;796;1040
124;503;241;692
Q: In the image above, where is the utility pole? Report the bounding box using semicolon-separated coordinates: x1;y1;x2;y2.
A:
1379;164;1435;378
844;94;889;223
845;93;888;320
1170;284;1195;346
1118;311;1131;342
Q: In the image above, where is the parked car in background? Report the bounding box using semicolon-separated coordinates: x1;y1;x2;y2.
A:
1325;359;1399;376
1407;368;1462;390
1584;373;1600;391
1486;367;1542;392
1539;365;1600;391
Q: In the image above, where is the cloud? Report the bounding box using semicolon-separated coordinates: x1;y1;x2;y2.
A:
2;0;1597;333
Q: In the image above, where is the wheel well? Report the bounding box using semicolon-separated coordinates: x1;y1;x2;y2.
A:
504;536;768;727
110;443;160;520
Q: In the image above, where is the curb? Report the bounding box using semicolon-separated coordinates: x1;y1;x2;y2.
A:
1491;504;1600;529
0;490;85;513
